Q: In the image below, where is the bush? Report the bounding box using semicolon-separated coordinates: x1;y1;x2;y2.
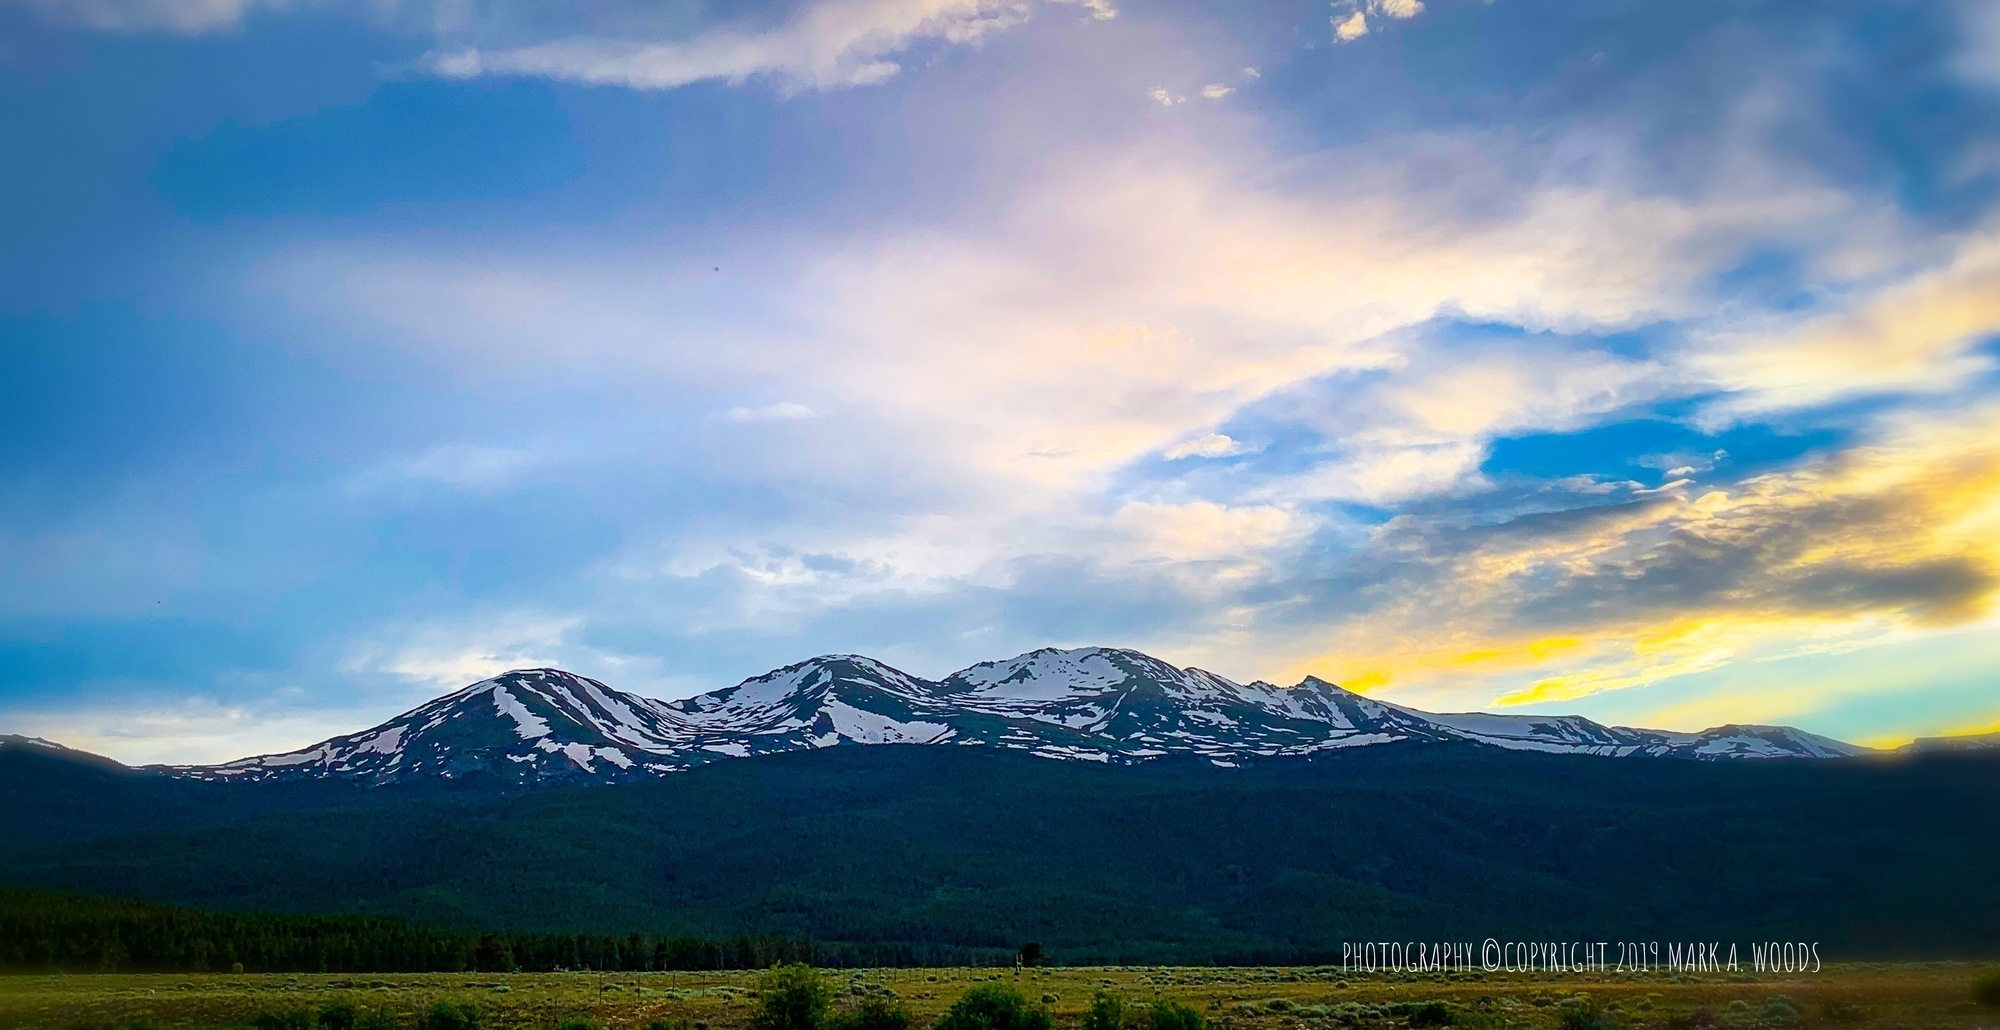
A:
1407;1002;1451;1028
319;1004;359;1030
1148;1001;1204;1030
552;1020;602;1030
755;964;833;1030
643;1020;692;1030
1080;993;1125;1030
934;985;1053;1030
253;1010;311;1030
1664;1008;1715;1030
1977;970;2000;1009
423;1002;482;1030
830;997;912;1030
1557;1006;1617;1030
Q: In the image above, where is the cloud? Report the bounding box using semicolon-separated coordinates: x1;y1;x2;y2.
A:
425;0;1071;92
1110;500;1311;565
1199;83;1234;99
18;0;1109;94
1330;0;1424;44
1164;433;1252;459
347;443;547;494
1687;231;2000;424
0;697;375;766
239;21;1983;751
720;401;819;422
1279;403;2000;712
341;610;674;696
1051;0;1115;20
12;0;288;32
1148;87;1185;106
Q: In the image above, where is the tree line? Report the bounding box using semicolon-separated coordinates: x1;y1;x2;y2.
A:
0;888;1003;974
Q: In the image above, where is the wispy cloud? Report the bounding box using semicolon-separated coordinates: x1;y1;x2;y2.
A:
1164;433;1252;460
425;0;1092;92
12;0;292;32
720;402;819;422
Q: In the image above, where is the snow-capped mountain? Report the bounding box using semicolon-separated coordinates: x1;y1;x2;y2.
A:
160;646;1875;786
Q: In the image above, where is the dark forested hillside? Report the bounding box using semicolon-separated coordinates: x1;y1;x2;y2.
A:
4;742;1997;965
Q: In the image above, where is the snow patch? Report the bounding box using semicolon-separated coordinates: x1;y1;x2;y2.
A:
492;684;553;739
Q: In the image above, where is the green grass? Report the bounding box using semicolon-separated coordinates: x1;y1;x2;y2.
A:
1;965;1993;1030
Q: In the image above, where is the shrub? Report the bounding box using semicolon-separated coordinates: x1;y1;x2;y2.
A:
1664;1007;1715;1030
552;1019;602;1030
319;1004;359;1030
1977;970;2000;1009
1080;993;1125;1030
1557;1006;1617;1030
643;1020;692;1030
755;965;833;1030
1407;1002;1451;1028
253;1010;312;1030
933;985;1053;1030
1761;997;1799;1022
423;1002;482;1030
1148;1000;1204;1030
830;997;912;1030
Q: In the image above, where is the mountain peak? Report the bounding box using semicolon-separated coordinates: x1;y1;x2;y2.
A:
166;647;1873;786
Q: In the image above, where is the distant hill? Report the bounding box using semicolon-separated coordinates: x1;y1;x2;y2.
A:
3;737;1995;963
114;647;1871;788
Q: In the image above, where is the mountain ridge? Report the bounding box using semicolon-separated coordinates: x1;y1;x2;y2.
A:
89;645;1892;787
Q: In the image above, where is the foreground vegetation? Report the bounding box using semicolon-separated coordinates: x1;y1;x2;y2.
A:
2;963;1995;1030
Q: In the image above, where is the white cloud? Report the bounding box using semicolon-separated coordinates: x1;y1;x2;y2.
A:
1333;10;1367;41
720;401;819;422
1050;0;1115;20
1164;433;1252;459
426;0;1064;92
1199;83;1234;99
18;0;1108;94
369;617;576;689
1149;87;1185;106
1370;0;1422;18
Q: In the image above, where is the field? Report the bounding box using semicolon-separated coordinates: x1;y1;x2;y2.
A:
1;966;1993;1030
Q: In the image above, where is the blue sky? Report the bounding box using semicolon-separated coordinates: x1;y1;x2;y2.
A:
4;0;2000;763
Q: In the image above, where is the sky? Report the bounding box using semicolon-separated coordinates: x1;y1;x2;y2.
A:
3;0;2000;764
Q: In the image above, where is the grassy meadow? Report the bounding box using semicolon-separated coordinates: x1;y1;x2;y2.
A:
2;965;1993;1030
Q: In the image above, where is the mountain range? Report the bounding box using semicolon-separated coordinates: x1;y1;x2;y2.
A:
4;646;1999;962
137;646;1890;787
